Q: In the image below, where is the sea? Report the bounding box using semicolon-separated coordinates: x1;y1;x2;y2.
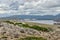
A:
26;20;55;25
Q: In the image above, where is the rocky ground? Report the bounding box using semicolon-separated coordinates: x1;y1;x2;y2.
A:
0;21;60;40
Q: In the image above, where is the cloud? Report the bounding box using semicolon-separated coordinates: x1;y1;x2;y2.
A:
21;0;60;15
0;0;60;16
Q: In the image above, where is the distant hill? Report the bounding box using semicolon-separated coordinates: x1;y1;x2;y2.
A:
0;14;60;20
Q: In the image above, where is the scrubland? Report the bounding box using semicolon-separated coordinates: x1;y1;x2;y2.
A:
0;20;59;40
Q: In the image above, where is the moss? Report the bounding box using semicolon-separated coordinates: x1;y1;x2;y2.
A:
19;37;47;40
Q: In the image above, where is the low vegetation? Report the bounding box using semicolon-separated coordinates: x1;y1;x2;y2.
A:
4;21;52;32
30;25;50;32
19;37;47;40
22;24;30;27
0;20;60;40
14;23;22;25
4;21;14;24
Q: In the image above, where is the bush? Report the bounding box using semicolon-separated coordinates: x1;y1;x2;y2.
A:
19;37;47;40
22;24;30;27
17;23;50;32
4;21;14;24
14;23;22;25
30;25;49;32
4;21;50;32
2;36;7;38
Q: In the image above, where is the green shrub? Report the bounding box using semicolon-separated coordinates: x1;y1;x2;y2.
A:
17;23;50;32
2;36;7;38
4;21;50;32
19;37;47;40
4;21;14;24
14;23;22;25
30;25;49;32
22;24;30;27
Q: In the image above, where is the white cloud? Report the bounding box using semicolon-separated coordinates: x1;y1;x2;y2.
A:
0;0;60;16
21;0;60;15
0;10;7;14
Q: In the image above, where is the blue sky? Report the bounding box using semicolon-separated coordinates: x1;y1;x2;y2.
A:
0;0;60;17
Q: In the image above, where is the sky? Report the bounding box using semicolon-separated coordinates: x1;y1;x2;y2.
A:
0;0;60;17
